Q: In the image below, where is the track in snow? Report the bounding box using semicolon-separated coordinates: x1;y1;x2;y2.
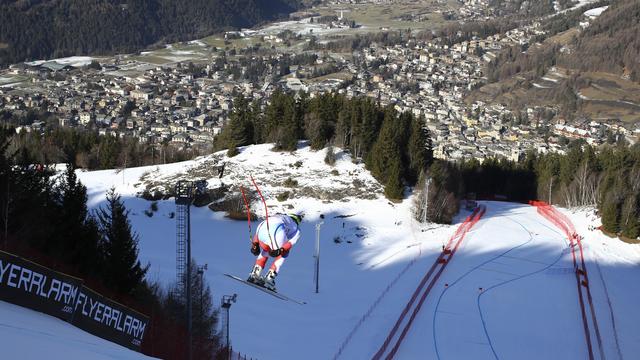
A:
475;217;567;359
391;202;593;360
373;206;486;359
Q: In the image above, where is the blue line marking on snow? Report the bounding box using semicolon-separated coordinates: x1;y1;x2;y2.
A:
476;220;565;360
432;215;562;360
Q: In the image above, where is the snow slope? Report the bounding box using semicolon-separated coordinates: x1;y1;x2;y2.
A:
0;300;155;359
74;143;640;359
584;6;609;18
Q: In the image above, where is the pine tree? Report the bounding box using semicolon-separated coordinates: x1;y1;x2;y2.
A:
367;106;403;185
190;262;220;359
601;193;621;234
406;115;433;184
384;159;404;200
0;128;13;246
335;99;351;149
264;90;299;151
95;188;148;295
54;163;101;276
620;195;639;239
164;261;220;359
224;95;254;148
250;100;264;144
304;112;328;150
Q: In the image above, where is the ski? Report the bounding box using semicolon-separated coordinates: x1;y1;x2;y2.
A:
224;274;306;305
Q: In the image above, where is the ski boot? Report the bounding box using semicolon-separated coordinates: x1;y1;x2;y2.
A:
247;265;264;286
263;269;277;292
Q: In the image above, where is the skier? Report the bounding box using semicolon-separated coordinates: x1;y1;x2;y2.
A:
248;213;302;291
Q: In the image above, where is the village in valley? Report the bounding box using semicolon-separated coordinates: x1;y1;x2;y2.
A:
1;0;637;164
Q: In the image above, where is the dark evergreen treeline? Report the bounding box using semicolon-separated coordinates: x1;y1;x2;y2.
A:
0;0;300;66
415;140;640;239
222;90;636;233
10;126;200;170
0;128;221;358
216;91;434;200
219;91;638;237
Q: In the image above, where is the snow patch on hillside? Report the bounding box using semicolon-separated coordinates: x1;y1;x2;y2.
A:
91;142;384;209
26;56;95;67
584;6;608;18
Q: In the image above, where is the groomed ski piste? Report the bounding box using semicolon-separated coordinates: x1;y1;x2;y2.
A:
6;143;637;359
0;300;156;359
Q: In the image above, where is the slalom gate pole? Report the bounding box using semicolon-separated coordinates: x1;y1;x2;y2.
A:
240;185;252;243
250;174;276;250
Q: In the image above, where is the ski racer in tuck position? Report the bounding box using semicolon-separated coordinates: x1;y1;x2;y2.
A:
248;213;302;291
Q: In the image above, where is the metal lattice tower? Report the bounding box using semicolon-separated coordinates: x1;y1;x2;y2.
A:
175;179;207;360
175;181;193;296
175;204;188;293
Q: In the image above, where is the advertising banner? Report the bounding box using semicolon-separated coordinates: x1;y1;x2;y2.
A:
0;250;82;322
73;285;149;351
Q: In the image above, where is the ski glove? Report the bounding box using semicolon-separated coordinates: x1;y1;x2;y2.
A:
251;242;260;256
269;247;290;257
269;247;285;257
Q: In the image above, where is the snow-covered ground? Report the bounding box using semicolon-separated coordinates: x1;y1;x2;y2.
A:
584;6;609;18
257;17;355;36
0;301;155;359
69;144;640;359
25;56;95;67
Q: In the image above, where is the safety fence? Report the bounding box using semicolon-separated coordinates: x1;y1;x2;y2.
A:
0;250;149;352
372;205;486;360
530;201;604;360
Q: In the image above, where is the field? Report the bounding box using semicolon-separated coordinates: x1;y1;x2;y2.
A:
471;66;640;124
313;0;459;32
0;74;28;88
544;28;580;46
131;43;213;65
308;71;354;83
201;35;266;49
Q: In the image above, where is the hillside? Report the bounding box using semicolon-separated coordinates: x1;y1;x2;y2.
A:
560;0;640;81
72;143;640;359
0;0;300;66
475;0;640;123
0;300;155;359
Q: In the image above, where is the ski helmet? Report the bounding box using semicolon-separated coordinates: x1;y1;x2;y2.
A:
288;213;302;225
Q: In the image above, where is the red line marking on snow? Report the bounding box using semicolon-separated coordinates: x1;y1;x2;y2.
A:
372;205;486;360
530;201;604;360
